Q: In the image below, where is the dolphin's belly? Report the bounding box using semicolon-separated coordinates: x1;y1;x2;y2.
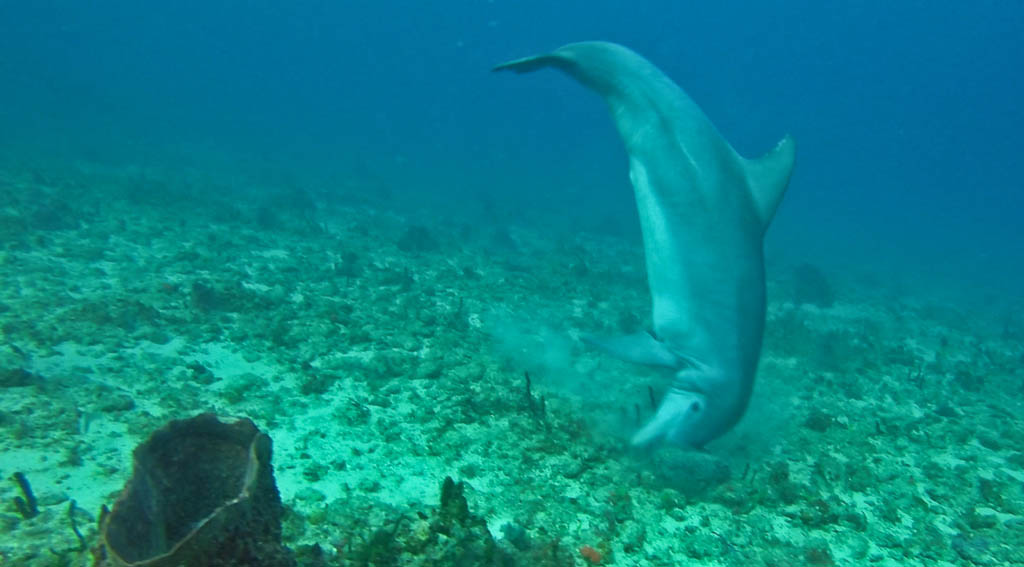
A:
646;226;766;375
630;155;763;361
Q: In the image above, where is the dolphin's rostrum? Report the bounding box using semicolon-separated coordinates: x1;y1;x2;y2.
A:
495;41;795;448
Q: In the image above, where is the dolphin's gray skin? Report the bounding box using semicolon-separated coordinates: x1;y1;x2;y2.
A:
494;42;795;448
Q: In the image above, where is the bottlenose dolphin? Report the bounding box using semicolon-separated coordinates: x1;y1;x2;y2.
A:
494;42;795;448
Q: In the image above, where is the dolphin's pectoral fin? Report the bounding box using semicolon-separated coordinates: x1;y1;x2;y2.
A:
745;134;797;230
581;331;678;368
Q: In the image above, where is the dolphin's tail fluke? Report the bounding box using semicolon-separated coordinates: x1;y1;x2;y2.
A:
493;54;567;75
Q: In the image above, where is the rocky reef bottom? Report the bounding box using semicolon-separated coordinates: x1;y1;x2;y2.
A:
1;161;1022;566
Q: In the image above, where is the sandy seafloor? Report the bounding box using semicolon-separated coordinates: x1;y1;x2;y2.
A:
0;161;1022;567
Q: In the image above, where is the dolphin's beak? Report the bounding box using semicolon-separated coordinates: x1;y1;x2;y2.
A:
630;390;703;447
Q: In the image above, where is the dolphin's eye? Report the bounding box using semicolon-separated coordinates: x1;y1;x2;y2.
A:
689;402;702;413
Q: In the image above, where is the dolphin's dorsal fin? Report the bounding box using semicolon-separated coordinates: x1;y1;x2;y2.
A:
744;134;796;231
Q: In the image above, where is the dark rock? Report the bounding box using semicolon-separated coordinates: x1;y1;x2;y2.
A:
300;372;334;396
292;543;330;567
0;367;38;388
98;393;135;413
500;522;530;551
953;363;985;392
488;228;518;253
804;408;835;432
804;542;836;566
397;225;439;253
186;361;218;385
0;344;36;388
30;200;79;231
190;281;222;312
934;404;958;418
793;263;834;308
799;498;839;527
336;251;361;278
951;533;993;565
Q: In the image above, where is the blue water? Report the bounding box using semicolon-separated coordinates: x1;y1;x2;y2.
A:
1;0;1021;298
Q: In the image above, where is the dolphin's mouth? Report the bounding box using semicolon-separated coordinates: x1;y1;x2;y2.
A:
630;389;707;447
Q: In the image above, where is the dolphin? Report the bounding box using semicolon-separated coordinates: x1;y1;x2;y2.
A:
494;41;795;448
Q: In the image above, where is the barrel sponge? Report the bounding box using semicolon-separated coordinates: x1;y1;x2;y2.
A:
95;413;295;567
